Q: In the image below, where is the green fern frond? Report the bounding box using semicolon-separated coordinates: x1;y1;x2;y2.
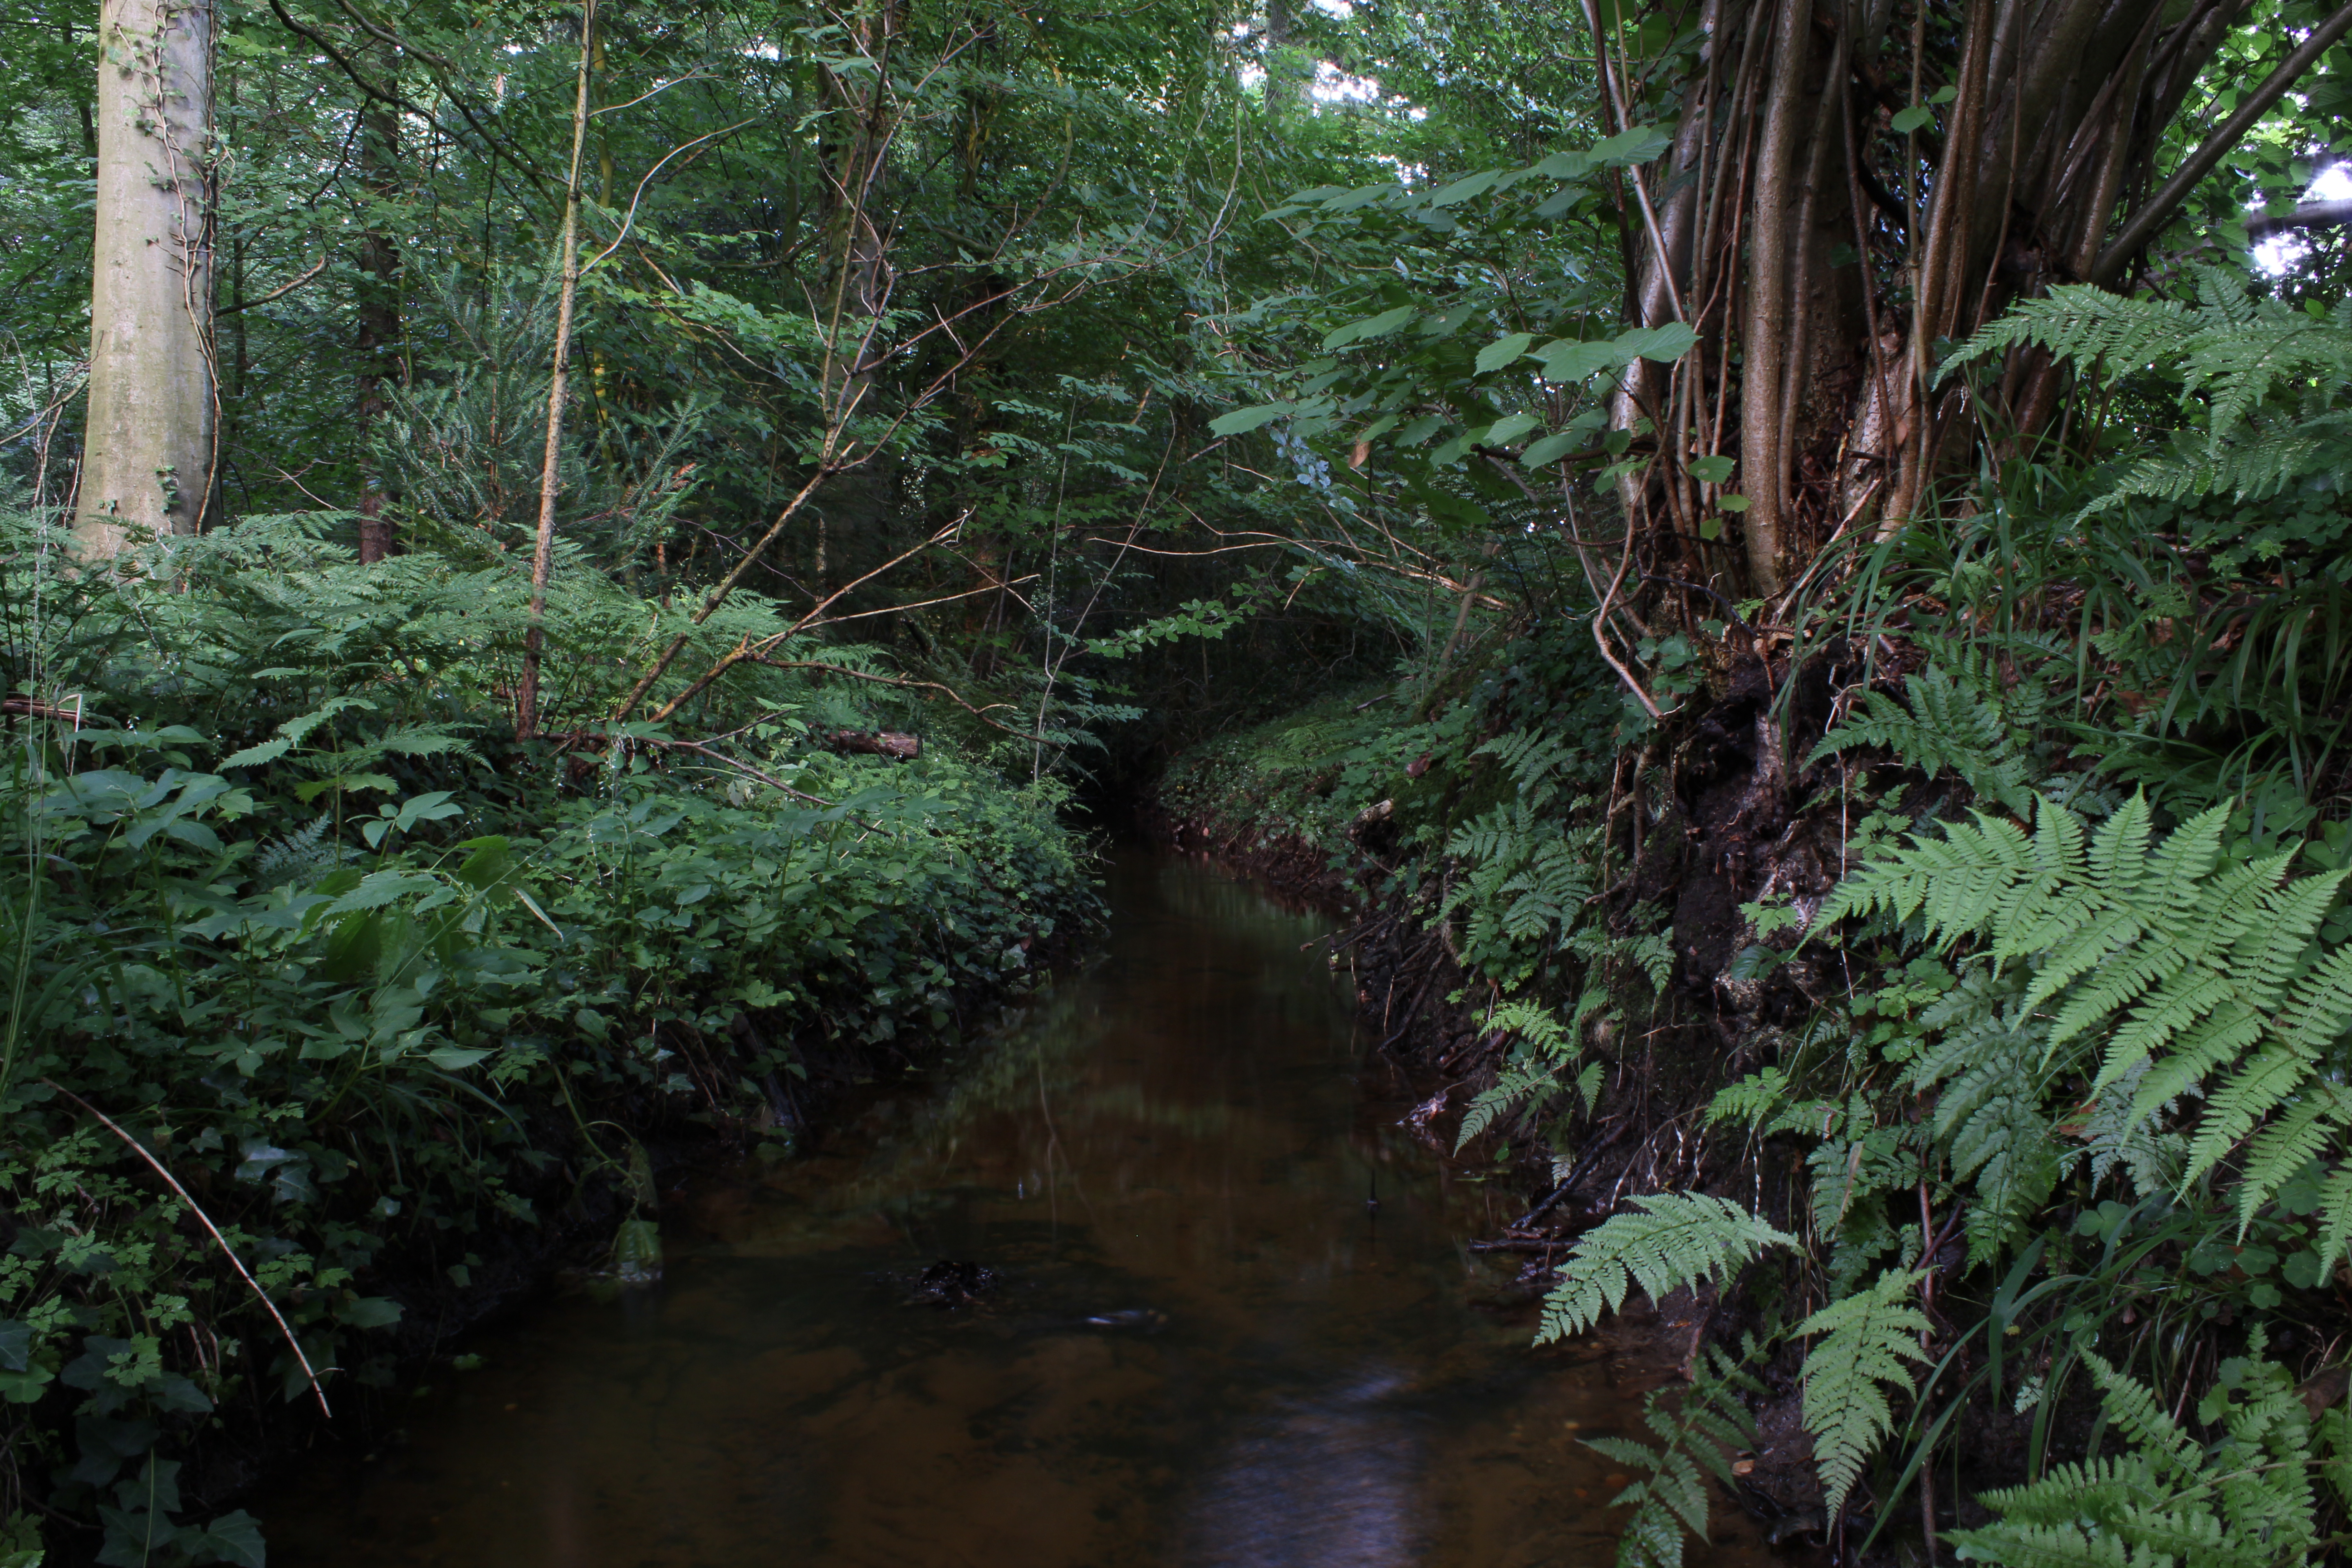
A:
1796;1268;1931;1519
1584;1340;1764;1568
1948;273;2352;487
1953;1347;2339;1568
2082;1352;2202;1486
1967;1454;2167;1529
1538;1194;1798;1343
1455;1061;1561;1150
1475;728;1583;806
2316;1169;2352;1276
1812;810;2037;940
1824;790;2352;1250
1943;1520;2134;1568
1810;664;2038;813
1705;1068;1791;1129
2231;1091;2352;1235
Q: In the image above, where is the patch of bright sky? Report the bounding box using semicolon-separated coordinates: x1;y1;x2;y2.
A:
2253;163;2352;276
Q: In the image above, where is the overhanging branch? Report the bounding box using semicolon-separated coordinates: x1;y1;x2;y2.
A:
2247;198;2352;240
2095;0;2352;284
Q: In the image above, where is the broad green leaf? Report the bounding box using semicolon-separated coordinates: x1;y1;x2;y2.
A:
1537;338;1629;382
1475;332;1536;374
1521;430;1586;467
1892;104;1933;133
1619;322;1700;362
1586;122;1676;167
1688;454;1735;483
1208;402;1293;436
336;1295;403;1329
1431;168;1509;207
1323;305;1417;350
1483;412;1543;447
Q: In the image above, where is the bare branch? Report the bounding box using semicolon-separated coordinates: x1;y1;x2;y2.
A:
2247;199;2352;240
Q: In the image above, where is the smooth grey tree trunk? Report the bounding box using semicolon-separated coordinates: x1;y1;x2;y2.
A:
78;0;215;559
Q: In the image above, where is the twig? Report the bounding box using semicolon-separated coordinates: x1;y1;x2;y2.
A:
43;1082;333;1417
636;737;832;804
216;255;330;314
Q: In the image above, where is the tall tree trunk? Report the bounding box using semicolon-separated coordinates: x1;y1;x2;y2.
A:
517;0;595;740
811;0;905;599
1597;0;2350;606
78;0;216;559
816;0;902;410
354;46;402;565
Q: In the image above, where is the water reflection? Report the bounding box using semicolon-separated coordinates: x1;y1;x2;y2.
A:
255;851;1770;1567
1186;1366;1426;1566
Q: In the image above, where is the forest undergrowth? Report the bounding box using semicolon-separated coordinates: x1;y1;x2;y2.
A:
0;512;1096;1566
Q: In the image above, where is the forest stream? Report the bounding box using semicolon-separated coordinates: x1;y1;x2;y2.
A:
248;851;1774;1567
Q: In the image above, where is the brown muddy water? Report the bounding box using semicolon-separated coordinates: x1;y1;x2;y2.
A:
257;850;1774;1566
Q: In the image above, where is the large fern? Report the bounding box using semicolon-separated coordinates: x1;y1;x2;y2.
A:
1945;267;2352;517
1947;1345;2347;1568
1538;1193;1798;1343
1586;1342;1765;1568
1796;1268;1933;1519
1815;792;2352;1257
1810;662;2040;814
1454;999;1602;1149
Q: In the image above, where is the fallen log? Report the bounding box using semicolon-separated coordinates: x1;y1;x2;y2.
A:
824;729;922;760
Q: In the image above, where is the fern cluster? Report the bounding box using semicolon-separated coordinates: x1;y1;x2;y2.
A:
1810;660;2046;816
1948;1342;2351;1568
1795;1269;1933;1518
1817;792;2352;1254
1586;1343;1767;1568
1538;1193;1798;1342
1945;266;2352;517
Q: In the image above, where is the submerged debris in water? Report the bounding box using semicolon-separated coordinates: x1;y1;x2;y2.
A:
1083;1308;1167;1331
908;1260;999;1308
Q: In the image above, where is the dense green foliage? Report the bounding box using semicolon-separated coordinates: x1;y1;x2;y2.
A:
17;0;2352;1558
0;517;1093;1563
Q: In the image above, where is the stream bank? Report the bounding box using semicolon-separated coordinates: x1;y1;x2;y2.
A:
245;851;1776;1566
1137;660;1867;1553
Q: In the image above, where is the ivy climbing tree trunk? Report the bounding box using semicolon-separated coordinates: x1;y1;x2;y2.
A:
1599;0;2352;602
78;0;216;559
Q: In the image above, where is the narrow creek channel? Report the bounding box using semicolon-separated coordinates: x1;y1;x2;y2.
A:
257;850;1774;1566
